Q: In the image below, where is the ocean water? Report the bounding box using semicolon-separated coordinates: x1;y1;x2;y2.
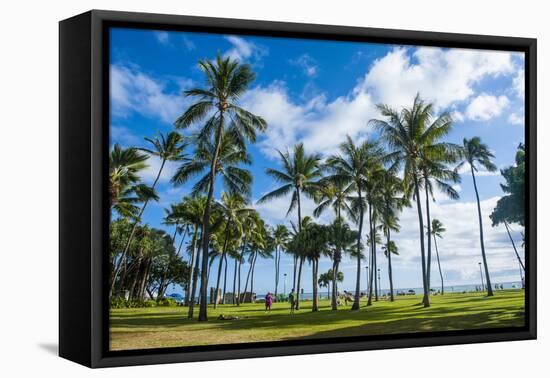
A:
194;281;523;303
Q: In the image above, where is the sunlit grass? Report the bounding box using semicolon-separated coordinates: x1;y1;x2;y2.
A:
110;289;525;351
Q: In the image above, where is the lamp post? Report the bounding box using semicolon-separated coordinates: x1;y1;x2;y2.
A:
478;262;485;291
283;273;287;294
377;268;381;298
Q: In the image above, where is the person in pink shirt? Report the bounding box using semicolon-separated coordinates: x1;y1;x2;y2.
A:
265;292;273;312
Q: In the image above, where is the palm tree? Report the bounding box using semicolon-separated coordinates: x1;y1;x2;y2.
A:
213;192;252;308
379;170;406;302
313;179;354;220
325;218;357;309
319;269;344;300
371;94;456;307
458;137;497;296
110;132;187;296
174;54;266;321
366;224;382;305
109;144;150;218
429;219;446;295
419;157;460;294
258;143;322;309
382;240;399;301
326;136;385;310
271;225;290;298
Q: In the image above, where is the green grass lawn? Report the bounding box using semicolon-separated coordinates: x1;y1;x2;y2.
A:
110;289;525;351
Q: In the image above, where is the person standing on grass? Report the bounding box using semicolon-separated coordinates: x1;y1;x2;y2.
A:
265;292;273;312
288;289;296;314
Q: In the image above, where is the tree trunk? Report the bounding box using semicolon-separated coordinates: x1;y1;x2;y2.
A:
250;252;258;296
387;229;395;301
312;259;319;311
433;234;444;295
413;174;430;307
295;256;304;310
352;188;364;310
373;218;378;302
504;221;525;271
471;167;494;296
424;184;433;299
232;254;238;305
111;159;166;296
331;259;340;310
242;251;255;302
367;205;375;306
186;227;198;307
213;254;224;308
188;236;202;318
236;237;246;306
292;255;297;291
274;247;279;297
222;253;228;304
198;116;225;321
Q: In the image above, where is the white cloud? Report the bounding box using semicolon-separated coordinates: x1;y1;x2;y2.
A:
451;110;465;123
110;64;192;124
139;156;180;184
242;82;377;158
110;125;141;146
154;31;170;45
456;163;500;177
513;68;525;99
182;35;196;51
291;54;319;77
508;112;524;125
361;47;515;111
223;36;266;63
465;94;510;121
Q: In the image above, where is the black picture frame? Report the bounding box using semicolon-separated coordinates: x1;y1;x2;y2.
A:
59;9;537;368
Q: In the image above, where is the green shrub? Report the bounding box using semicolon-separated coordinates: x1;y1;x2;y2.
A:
157;297;177;307
109;297;158;308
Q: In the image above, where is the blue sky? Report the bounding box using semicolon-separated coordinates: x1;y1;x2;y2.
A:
110;27;526;296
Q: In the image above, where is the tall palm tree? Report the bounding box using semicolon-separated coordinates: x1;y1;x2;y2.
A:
458;137;497;296
371;94;456;307
111;132;187;296
174;54;266;321
326;136;385;310
430;219;446;295
301;222;328;312
379;170;406;302
419;157;460;294
325;218;357;309
258;143;322;309
382;240;399;301
213;192;252;308
271;225;290;298
313;179;354;220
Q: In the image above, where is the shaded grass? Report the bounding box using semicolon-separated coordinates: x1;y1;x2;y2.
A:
110;289;525;351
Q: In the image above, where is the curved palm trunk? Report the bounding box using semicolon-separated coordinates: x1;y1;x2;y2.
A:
236;237;246;306
213;255;224;308
198;118;225;322
433;234;444;295
242;251;255;302
186;227;199;307
158;225;182;300
110;159;166;296
312;259;319;312
352;189;364;310
222;253;228;304
413;175;430;307
188;236;202;318
250;252;258;296
471;167;494;296
504;221;525;271
424;185;433;298
295;257;304;310
387;229;395;301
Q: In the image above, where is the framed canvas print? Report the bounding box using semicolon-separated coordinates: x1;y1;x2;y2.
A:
59;10;536;368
